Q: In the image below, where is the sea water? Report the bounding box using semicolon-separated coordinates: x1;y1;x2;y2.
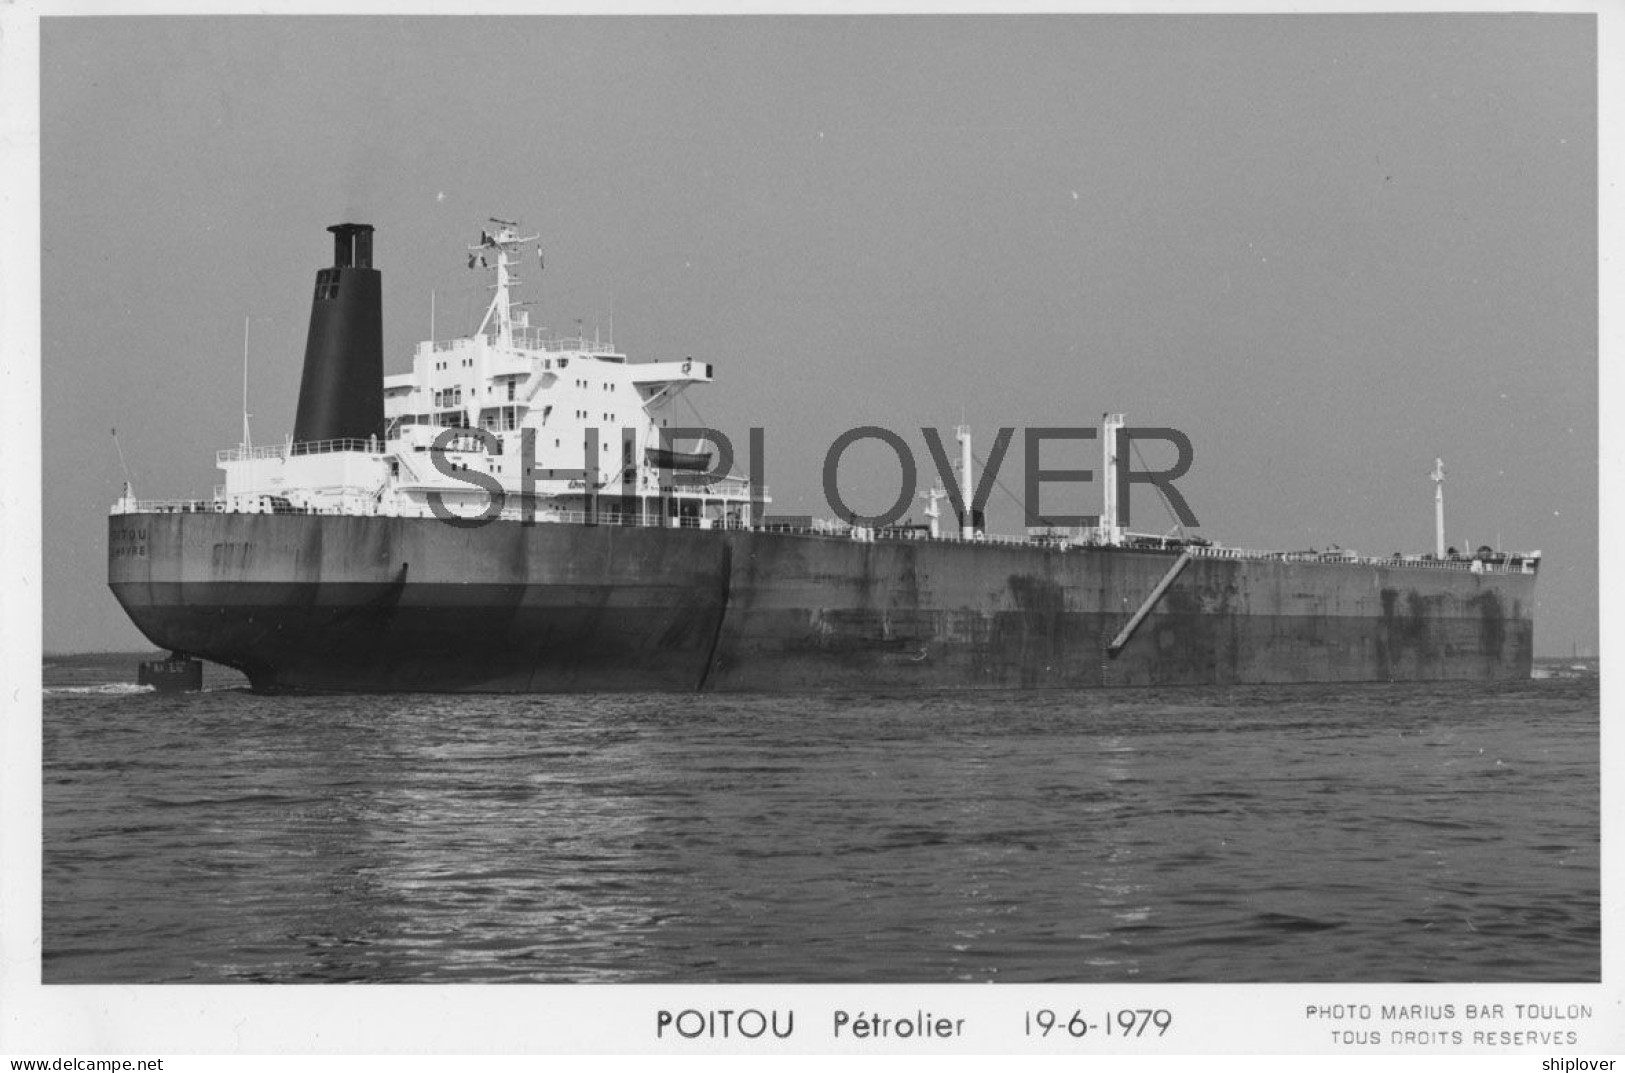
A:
40;654;1598;983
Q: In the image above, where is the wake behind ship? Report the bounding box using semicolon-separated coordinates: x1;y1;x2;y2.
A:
107;221;1537;692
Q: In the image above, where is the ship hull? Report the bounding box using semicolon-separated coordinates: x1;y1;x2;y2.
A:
109;513;1535;692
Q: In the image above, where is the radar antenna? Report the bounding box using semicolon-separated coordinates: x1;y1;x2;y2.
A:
469;218;541;349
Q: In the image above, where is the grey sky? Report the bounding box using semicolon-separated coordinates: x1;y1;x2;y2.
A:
38;13;1597;655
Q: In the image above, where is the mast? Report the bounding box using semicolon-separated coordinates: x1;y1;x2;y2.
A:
957;424;974;539
1102;412;1125;545
1431;457;1446;557
472;218;540;351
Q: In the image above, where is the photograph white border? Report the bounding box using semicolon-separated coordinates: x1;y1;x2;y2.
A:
3;0;1617;1060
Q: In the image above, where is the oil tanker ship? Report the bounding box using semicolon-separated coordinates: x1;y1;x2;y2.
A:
106;221;1538;692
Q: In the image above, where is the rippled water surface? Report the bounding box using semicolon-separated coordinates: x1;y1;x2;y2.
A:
42;655;1599;983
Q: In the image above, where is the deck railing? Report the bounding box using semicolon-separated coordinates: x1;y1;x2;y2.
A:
104;499;1538;573
1185;542;1537;574
113;499;216;514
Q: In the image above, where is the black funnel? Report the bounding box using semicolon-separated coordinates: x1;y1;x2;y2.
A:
292;223;383;444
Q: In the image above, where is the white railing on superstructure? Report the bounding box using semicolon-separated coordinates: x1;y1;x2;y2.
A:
112;499;217;514
424;331;619;356
217;438;382;464
512;329;620;355
686;474;754;497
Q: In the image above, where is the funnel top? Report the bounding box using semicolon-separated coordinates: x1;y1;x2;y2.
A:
327;223;375;270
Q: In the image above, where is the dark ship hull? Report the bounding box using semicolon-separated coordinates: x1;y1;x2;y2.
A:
108;512;1535;693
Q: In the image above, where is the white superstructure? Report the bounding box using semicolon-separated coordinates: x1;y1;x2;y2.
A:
210;219;763;527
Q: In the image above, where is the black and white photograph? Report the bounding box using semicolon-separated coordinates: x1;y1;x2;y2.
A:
2;0;1617;1061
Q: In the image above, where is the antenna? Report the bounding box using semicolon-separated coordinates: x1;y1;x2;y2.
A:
242;315;253;450
110;427;133;488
